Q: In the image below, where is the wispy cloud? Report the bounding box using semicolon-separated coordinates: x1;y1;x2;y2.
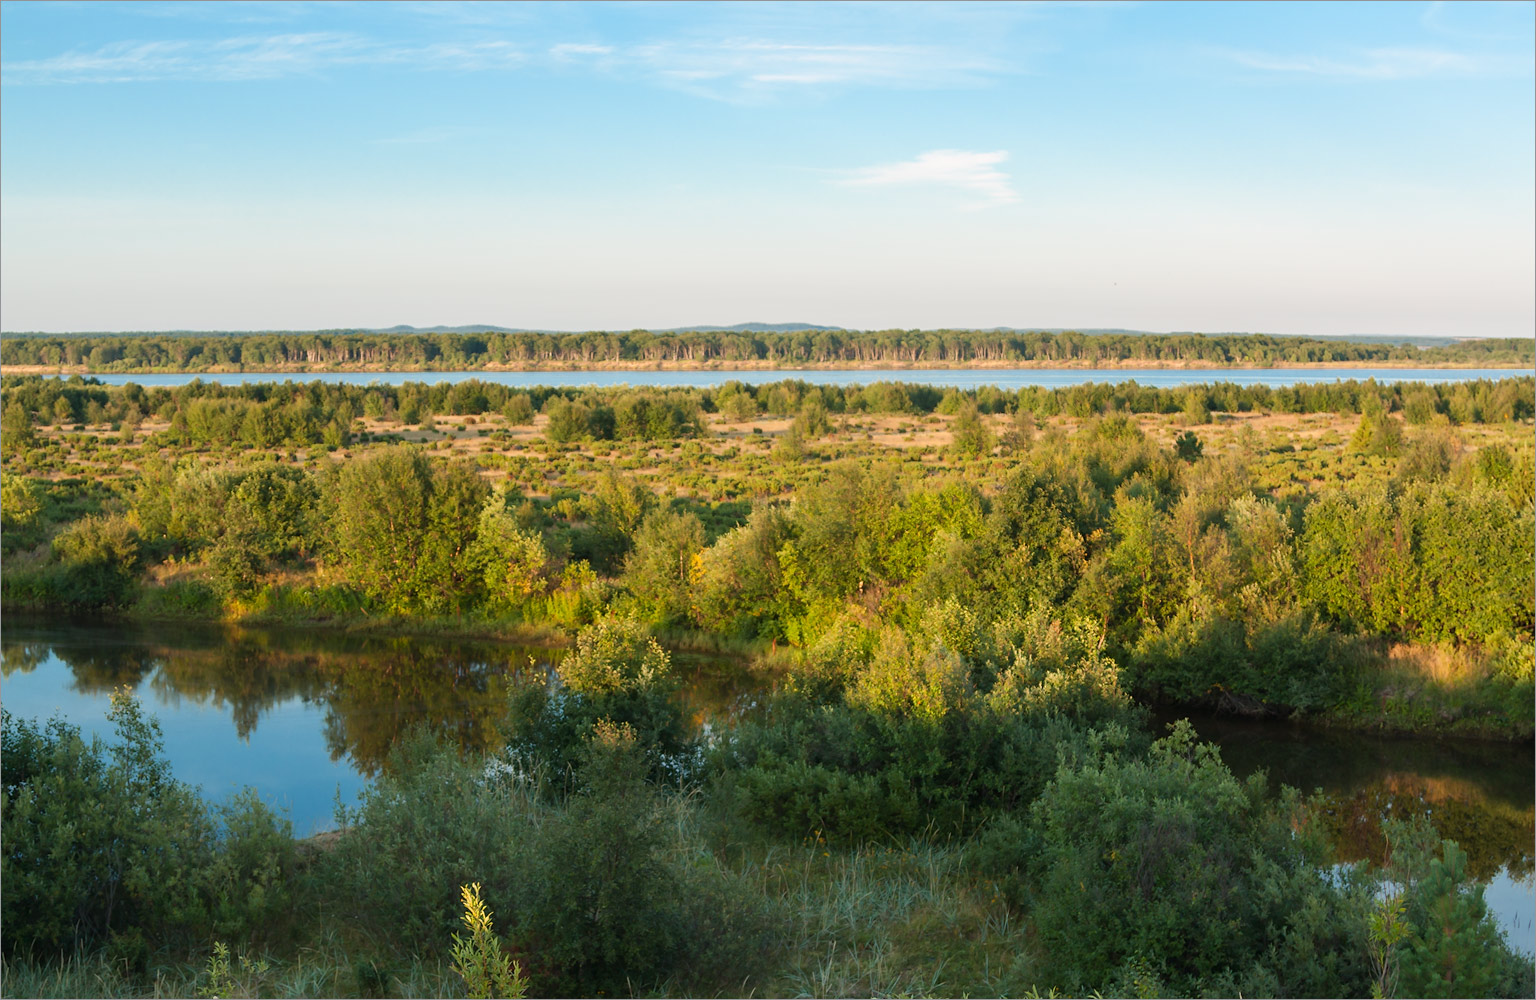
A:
550;43;614;59
1220;46;1522;80
2;32;523;84
627;39;1003;99
841;149;1020;206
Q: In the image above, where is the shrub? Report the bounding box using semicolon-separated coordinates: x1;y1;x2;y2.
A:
48;514;141;608
1021;722;1374;996
557;614;670;697
1;695;294;959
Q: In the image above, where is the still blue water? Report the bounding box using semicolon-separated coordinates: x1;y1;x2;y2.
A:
82;367;1529;390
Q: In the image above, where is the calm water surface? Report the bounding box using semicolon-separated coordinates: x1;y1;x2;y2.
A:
3;618;1530;955
85;367;1528;390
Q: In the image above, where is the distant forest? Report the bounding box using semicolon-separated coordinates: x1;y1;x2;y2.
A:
2;329;1530;372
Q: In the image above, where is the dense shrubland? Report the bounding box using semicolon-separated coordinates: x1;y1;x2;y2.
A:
3;328;1531;371
2;372;1533;996
4;374;1529;734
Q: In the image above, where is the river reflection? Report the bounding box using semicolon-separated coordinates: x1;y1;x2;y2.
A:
1153;708;1535;882
0;618;756;833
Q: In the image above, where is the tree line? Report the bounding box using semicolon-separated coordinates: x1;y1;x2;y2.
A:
3;328;1531;371
2;374;1531;457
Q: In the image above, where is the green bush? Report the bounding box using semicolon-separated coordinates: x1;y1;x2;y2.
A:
1;696;294;959
506;615;694;784
519;721;776;996
48;514;141;609
317;729;533;953
1020;721;1375;996
319;725;775;997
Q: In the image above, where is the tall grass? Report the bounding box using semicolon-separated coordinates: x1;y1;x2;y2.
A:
1328;638;1535;739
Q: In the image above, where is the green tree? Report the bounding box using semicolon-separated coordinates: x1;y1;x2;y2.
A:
2;401;36;457
469;491;549;613
330;446;488;614
50;514;142;608
624;508;707;625
557;614;671;697
949;400;994;459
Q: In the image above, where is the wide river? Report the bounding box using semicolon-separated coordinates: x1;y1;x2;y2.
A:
2;618;1531;956
85;367;1527;390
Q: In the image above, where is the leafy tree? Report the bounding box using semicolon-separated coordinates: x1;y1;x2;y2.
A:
2;400;36;456
624;508;706;625
469;491;549;613
948;400;994;459
1;695;293;960
501;393;534;425
557;614;671;697
1351;392;1403;457
50;514;142;608
1;473;43;533
692;505;792;638
793;395;830;438
330;446;488;614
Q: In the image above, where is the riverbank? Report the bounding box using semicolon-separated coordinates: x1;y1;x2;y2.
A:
75;583;1536;745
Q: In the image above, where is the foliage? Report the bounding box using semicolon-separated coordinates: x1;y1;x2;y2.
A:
9;328;1530;372
623;507;707;625
468;490;549;613
328;446;489;614
1381;817;1534;999
318;726;773;997
52;514;142;607
1302;481;1534;643
556;613;670;697
0;694;294;960
726;616;1146;843
1020;722;1376;996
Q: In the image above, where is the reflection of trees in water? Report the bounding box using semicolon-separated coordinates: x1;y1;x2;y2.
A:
8;623;554;776
60;647;163;692
1148;708;1536;881
148;640;328;741
0;642;50;677
316;646;539;777
1319;774;1534;881
20;625;1531;879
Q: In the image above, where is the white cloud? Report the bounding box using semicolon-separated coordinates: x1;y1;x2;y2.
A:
550;43;614;59
2;32;523;84
1221;46;1520;80
628;39;1003;99
842;149;1020;206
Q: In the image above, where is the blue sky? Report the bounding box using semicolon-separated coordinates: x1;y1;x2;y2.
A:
2;1;1531;336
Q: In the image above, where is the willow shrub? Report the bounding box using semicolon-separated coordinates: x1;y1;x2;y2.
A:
317;724;775;997
725;626;1147;843
0;696;295;963
1018;722;1376;997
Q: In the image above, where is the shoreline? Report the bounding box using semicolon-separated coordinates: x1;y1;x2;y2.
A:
12;598;1521;745
4;359;1531;377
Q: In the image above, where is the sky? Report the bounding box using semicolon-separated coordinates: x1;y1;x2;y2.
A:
1;1;1532;337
